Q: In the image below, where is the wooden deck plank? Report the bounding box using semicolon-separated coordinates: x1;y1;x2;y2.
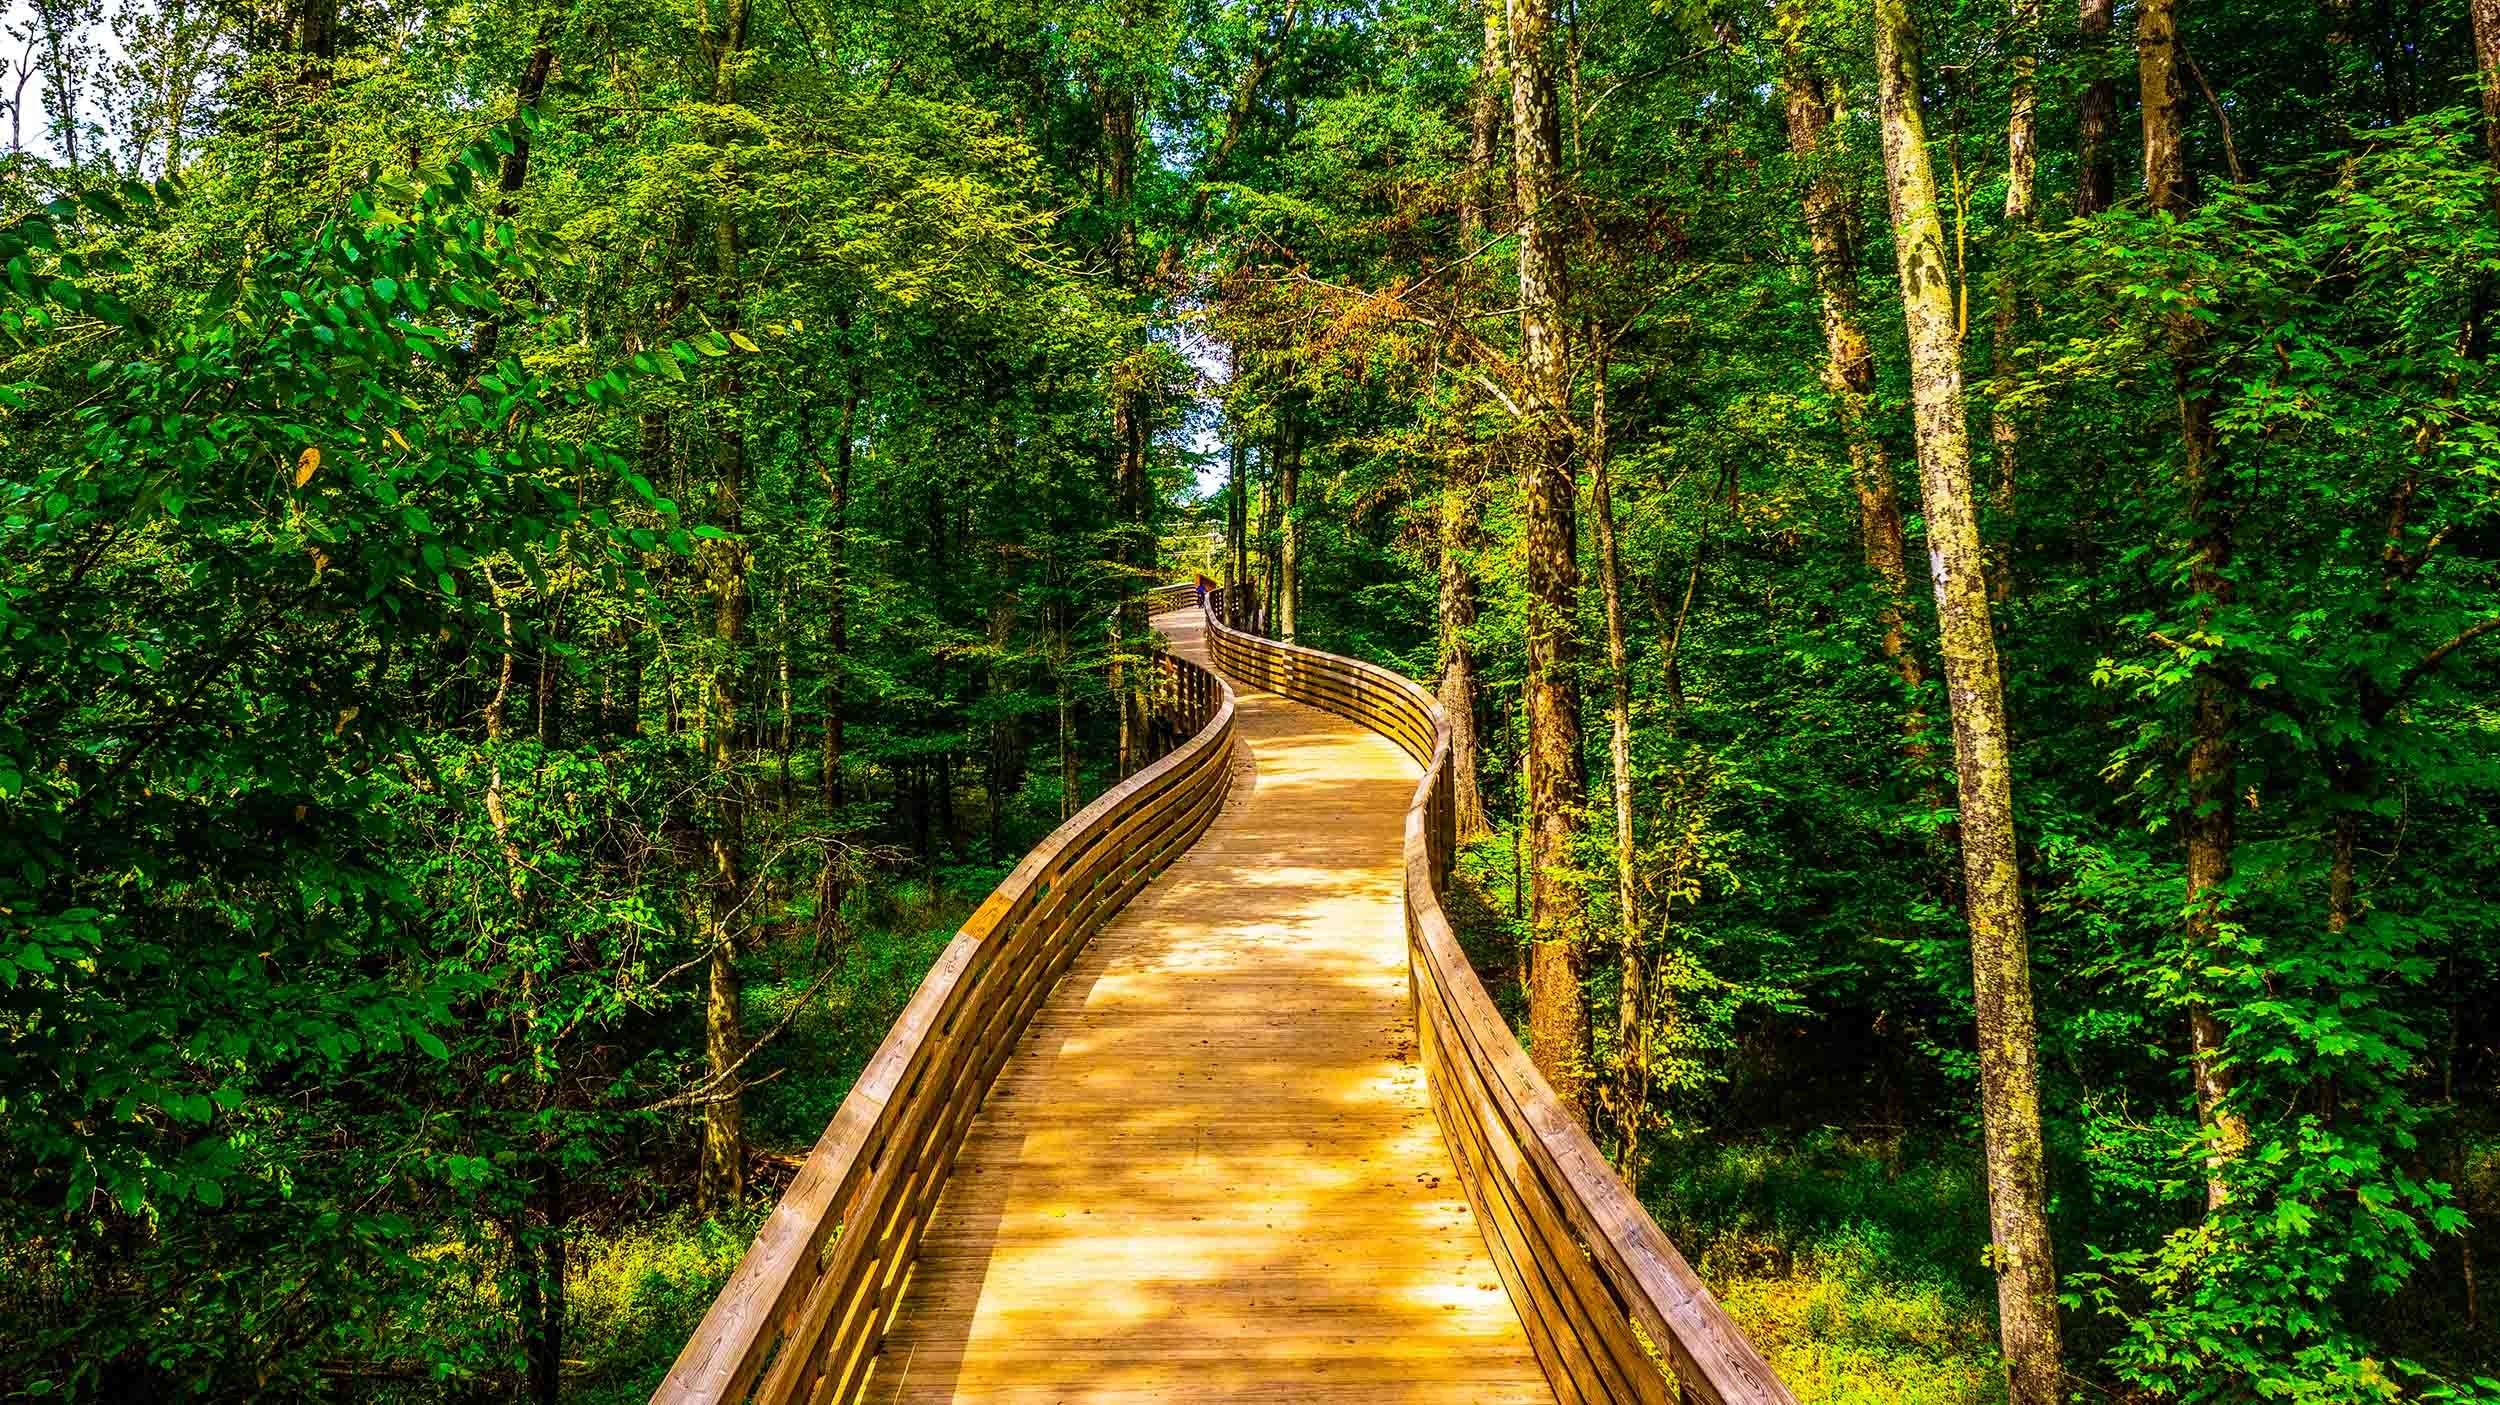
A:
862;610;1553;1405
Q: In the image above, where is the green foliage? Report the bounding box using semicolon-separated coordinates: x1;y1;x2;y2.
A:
7;0;2499;1397
1199;0;2500;1397
1645;1133;2005;1405
0;118;681;1395
2;0;1171;1384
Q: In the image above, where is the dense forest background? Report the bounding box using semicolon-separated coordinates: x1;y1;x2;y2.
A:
4;0;2498;1399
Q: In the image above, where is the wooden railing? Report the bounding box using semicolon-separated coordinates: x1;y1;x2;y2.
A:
1199;589;1796;1405
1143;580;1199;615
653;650;1236;1405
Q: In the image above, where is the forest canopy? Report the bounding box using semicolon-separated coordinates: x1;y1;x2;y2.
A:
3;0;2498;1400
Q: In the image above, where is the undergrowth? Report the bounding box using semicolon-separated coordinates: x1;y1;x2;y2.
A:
1644;1131;2003;1405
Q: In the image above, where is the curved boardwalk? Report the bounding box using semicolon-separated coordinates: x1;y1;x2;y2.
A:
863;609;1552;1404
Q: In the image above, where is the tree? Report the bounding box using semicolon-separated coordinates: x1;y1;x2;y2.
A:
2138;0;2248;1211
1777;4;1928;722
1438;0;1505;842
1508;0;1590;1120
1871;2;2064;1400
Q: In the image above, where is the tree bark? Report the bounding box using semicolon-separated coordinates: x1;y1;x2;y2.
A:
1055;594;1079;819
1436;463;1492;840
527;1168;566;1405
1257;444;1284;634
1776;22;1929;718
2075;0;2117;216
1227;349;1250;627
2141;0;2246;1210
821;316;860;813
1277;397;1302;643
484;569;517;743
1989;0;2040;529
696;0;754;1214
1510;0;1591;1123
2138;0;2191;211
1440;0;1505;843
2476;0;2500;226
1872;6;2063;1401
1103;84;1153;776
1589;337;1643;1178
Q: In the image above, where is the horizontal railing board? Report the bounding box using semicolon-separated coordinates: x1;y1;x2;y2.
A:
1195;588;1795;1405
657;649;1235;1405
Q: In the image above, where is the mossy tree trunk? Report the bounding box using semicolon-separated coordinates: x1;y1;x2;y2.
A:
1777;17;1930;733
1873;4;2064;1400
696;0;754;1215
1438;0;1506;843
1510;0;1591;1122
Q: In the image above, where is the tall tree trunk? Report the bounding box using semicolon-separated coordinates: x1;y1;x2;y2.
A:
1510;0;1591;1123
1873;6;2064;1401
1436;460;1491;840
527;1166;566;1405
1227;350;1250;626
2476;0;2500;226
696;0;754;1214
1103;84;1153;777
1776;21;1929;718
1055;594;1079;818
1589;337;1643;1180
1989;0;2040;529
2141;0;2246;1210
513;1208;542;1401
469;26;557;372
484;569;517;743
1440;0;1504;843
2076;0;2117;215
986;592;1017;852
1115;376;1151;770
698;884;744;1211
1257;448;1285;633
607;621;639;739
821;318;860;813
1277;398;1301;643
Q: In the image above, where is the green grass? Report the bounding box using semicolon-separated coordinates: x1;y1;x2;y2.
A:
563;1204;772;1405
1643;1131;2004;1405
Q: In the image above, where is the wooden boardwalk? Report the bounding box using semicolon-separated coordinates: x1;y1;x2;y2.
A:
862;609;1553;1404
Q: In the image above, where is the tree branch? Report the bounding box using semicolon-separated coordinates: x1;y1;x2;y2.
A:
634;962;839;1112
2400;614;2500;699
